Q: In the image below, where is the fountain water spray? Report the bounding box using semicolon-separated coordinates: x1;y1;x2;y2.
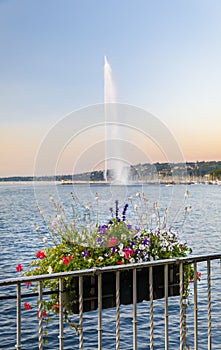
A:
104;56;129;184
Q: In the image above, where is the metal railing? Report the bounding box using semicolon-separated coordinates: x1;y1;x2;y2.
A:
1;253;221;350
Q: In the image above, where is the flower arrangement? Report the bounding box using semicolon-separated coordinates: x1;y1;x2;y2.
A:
16;191;194;344
23;192;192;273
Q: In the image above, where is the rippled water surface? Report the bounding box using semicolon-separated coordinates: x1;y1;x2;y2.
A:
0;182;221;349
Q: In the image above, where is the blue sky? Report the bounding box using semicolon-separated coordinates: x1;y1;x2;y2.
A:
1;0;221;176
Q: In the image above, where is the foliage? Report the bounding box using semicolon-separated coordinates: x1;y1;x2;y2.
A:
17;191;196;347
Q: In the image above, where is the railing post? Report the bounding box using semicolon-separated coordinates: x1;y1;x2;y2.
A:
115;271;120;350
179;262;184;350
207;259;211;350
16;282;21;350
38;280;43;350
79;276;83;350
59;278;64;350
132;268;137;350
97;273;102;350
149;266;153;350
194;261;198;350
164;264;169;350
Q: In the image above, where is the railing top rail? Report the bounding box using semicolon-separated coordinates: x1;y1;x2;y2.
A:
1;252;221;287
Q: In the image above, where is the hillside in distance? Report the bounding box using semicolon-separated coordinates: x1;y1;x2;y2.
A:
1;160;221;182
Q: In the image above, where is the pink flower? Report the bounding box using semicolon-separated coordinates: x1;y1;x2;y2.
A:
24;302;32;310
108;237;117;247
16;264;23;272
36;250;46;259
196;271;201;280
123;247;134;259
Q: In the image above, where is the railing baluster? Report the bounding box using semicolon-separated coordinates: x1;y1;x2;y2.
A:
194;261;198;350
164;264;169;350
149;266;153;350
79;276;83;350
59;278;64;350
116;271;120;350
16;282;21;350
1;254;221;349
207;259;211;350
38;280;43;350
179;262;184;350
132;268;137;350
97;273;102;350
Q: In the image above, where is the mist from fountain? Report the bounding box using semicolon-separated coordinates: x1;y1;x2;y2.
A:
104;56;129;185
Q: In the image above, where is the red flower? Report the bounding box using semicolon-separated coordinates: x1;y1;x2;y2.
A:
52;302;59;311
36;250;46;259
62;255;72;265
16;264;23;272
196;271;201;281
24;302;32;310
117;261;123;265
108;237;117;247
37;310;47;319
25;281;31;287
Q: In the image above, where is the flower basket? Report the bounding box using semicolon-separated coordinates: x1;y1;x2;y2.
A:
20;193;193;331
64;264;180;314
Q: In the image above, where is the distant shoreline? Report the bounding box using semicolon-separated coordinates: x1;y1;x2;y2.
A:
1;160;221;183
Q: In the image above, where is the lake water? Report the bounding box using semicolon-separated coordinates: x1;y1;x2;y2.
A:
0;182;221;349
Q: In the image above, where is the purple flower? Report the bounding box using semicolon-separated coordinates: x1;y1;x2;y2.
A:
111;247;116;253
126;224;132;230
115;200;119;220
82;251;88;258
97;237;103;245
142;238;149;246
122;203;129;221
98;225;108;234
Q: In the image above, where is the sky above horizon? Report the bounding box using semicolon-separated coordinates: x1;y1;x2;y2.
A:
1;0;221;177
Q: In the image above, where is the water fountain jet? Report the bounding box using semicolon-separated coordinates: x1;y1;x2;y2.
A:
104;56;129;185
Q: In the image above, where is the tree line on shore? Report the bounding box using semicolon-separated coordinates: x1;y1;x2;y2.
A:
1;161;221;182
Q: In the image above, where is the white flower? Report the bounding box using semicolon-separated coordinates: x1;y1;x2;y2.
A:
98;256;104;261
42;237;47;243
129;257;135;263
139;244;145;250
119;243;124;250
119;251;125;257
48;266;53;274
